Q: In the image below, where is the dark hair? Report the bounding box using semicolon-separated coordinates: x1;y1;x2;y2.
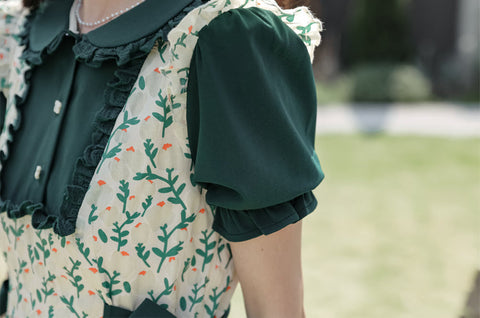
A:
24;0;310;9
23;0;44;9
277;0;310;9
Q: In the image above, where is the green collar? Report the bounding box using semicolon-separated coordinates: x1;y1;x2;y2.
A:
29;0;196;52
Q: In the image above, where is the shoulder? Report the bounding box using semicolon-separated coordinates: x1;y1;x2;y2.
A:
191;2;322;62
198;7;301;49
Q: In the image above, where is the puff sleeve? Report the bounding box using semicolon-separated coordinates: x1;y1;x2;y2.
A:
186;7;324;241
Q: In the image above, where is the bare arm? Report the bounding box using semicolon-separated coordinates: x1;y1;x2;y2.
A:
230;221;305;318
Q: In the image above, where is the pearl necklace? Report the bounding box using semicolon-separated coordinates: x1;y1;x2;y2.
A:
75;0;146;27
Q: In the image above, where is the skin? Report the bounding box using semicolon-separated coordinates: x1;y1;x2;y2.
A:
230;221;306;318
77;0;144;34
82;1;308;316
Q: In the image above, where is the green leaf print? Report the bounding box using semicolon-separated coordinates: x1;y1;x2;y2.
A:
29;292;37;310
152;225;185;273
158;42;168;63
148;278;174;304
196;229;216;272
170;95;181;110
117;180;130;214
76;238;93;266
35;230;51;266
98;229;108;243
27;245;36;269
238;0;249;9
0;217;10;236
108;180;142;249
177;68;189;94
188;277;209;312
180;297;187;311
153;220;193;273
134;167;188;210
60;295;82;318
139;76;146;90
88;204;99;224
9;219;24;248
172;33;188;60
278;12;295;22
161;69;172;76
48;305;54;318
181;258;191;282
124;281;132;293
64;258;84;298
39;271;56;303
143;139;159;169
36;290;42;305
93;257;123;300
9;265;23;307
152;89;173;138
96;111;140;174
96;142;123;174
204;276;231;318
141;195;153;217
296;23;316;46
135;243;151;268
110;210;141;251
118;110;141;130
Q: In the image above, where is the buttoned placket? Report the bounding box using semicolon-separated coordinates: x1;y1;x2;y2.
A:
31;32;79;191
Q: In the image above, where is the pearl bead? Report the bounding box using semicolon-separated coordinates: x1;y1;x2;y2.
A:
75;0;146;27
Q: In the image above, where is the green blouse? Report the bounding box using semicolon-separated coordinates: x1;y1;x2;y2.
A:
0;0;324;243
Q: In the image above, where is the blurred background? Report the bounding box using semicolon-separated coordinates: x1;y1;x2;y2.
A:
232;0;480;317
311;0;479;104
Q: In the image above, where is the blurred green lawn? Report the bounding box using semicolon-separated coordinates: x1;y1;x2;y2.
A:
230;134;480;317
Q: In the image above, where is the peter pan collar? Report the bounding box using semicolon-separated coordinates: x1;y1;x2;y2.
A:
28;0;197;52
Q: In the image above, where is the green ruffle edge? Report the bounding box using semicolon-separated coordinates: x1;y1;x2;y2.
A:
0;0;205;236
212;191;318;242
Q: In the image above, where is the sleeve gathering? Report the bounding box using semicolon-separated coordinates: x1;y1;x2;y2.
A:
186;7;324;242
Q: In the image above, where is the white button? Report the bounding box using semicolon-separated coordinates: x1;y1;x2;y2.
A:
53;100;62;114
34;165;42;180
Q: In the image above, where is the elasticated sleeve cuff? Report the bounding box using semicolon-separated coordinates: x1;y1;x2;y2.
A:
212;191;317;242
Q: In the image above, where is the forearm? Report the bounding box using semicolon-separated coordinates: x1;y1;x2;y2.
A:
230;221;306;318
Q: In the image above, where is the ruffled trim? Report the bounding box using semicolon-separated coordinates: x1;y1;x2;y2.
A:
19;25;65;66
19;0;205;68
74;0;204;67
0;0;205;236
212;191;318;242
53;58;145;236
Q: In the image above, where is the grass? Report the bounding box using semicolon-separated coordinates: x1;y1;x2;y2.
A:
229;134;480;317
